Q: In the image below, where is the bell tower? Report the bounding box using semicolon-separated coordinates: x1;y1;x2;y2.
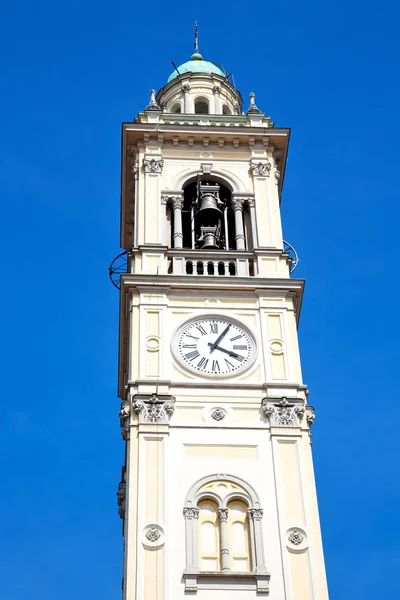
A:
111;39;329;600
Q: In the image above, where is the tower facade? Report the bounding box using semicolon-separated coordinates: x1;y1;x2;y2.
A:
114;48;329;600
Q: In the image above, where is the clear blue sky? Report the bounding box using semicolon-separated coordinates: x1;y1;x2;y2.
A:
1;1;399;598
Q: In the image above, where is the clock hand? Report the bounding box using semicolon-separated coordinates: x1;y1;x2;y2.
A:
209;323;231;353
207;343;239;359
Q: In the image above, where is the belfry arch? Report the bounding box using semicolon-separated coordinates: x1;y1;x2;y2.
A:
166;175;255;252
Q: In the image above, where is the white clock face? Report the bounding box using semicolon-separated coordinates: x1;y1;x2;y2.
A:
174;316;256;377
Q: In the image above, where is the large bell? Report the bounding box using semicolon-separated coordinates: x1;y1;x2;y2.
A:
196;184;223;227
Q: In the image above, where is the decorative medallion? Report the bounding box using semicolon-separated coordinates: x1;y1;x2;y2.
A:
288;530;304;545
145;528;161;542
211;408;226;421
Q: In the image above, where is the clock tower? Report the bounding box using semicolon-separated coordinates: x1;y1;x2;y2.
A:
112;42;329;600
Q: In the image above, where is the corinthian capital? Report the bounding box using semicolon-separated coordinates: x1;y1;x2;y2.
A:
231;197;245;212
142;157;164;173
262;397;305;427
132;393;175;424
172;196;184;210
250;161;271;177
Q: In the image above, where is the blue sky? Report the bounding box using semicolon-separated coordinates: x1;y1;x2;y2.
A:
1;1;399;598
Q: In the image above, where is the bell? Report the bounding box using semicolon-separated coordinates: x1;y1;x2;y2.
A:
196;184;223;227
202;231;218;249
198;226;220;249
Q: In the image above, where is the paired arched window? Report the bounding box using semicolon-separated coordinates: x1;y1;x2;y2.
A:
183;475;269;592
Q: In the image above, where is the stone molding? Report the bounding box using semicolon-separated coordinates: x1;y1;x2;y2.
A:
142;157;164;173
262;397;305;427
132;393;175;424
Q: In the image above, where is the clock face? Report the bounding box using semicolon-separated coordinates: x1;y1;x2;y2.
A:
174;316;256;377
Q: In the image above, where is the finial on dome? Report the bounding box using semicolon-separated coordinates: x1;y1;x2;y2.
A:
246;92;263;115
191;20;203;60
145;89;161;112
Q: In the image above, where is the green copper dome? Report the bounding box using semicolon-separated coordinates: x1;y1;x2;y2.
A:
168;53;224;83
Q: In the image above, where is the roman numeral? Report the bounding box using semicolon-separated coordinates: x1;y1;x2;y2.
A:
185;334;199;341
234;354;245;362
198;357;209;370
195;324;207;336
212;360;220;372
233;345;248;350
230;334;243;341
185;350;200;361
182;344;197;348
225;359;235;369
209;322;218;334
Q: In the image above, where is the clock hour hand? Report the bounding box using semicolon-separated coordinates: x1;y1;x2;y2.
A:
209;323;231;353
207;343;239;359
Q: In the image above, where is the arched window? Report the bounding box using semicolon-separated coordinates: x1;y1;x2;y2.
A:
170;102;181;113
227;500;250;571
222;104;232;115
198;500;220;571
183;474;269;593
195;98;209;114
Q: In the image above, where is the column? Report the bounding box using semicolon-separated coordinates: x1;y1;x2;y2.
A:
172;195;184;249
247;198;258;247
212;85;221;114
232;197;246;250
218;508;230;572
182;84;192;113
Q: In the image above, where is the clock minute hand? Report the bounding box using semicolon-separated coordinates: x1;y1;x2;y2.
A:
207;343;239;359
209;323;231;353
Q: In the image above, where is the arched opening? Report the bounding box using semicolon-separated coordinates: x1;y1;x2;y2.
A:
222;104;232;115
195;98;209;114
198;499;220;571
227;499;251;572
170;102;181;113
181;179;235;249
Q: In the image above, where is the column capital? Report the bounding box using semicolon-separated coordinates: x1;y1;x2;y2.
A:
218;508;229;522
183;506;200;519
212;85;221;95
231;197;245;211
247;507;263;520
181;84;191;94
142;157;164;173
262;397;305;427
250;161;271;177
172;196;184;210
132;393;175;424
